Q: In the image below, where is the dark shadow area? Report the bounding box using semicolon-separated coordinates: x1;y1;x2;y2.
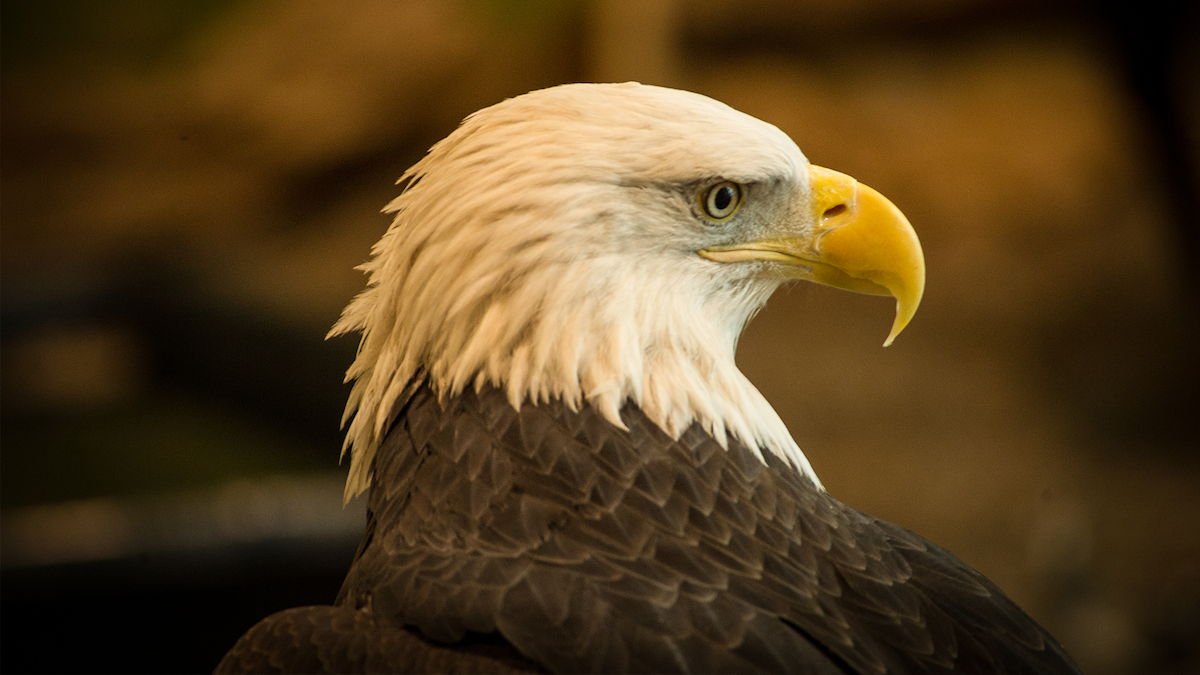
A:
1;536;358;674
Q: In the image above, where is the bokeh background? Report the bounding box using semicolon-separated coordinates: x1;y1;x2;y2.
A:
2;1;1197;673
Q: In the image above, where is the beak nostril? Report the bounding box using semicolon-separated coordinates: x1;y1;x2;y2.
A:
823;204;848;219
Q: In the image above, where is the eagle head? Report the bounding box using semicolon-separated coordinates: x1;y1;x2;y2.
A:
331;83;924;501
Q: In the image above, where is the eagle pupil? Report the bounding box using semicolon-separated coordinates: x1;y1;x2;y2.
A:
703;181;740;219
714;187;733;210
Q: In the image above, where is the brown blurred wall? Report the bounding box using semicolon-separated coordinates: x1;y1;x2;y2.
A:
2;1;1198;673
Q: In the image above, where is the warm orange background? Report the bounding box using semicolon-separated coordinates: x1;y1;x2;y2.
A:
2;2;1197;673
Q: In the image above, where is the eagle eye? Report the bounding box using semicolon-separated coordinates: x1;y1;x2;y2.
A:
701;181;742;221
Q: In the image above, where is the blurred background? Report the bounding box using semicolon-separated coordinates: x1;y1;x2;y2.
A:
1;0;1197;672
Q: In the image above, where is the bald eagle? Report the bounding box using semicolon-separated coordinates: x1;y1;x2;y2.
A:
217;83;1080;674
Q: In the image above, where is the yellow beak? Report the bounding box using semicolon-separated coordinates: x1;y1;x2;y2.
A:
700;165;925;346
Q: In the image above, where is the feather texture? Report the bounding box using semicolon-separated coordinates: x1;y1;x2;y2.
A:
284;381;1077;674
328;83;820;502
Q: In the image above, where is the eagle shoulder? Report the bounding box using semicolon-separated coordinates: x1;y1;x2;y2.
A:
329;382;1080;674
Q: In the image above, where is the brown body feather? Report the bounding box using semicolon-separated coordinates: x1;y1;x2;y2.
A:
218;381;1080;674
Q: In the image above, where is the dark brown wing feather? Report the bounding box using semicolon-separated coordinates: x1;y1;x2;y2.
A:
213;605;546;674
316;381;1081;674
217;380;1080;673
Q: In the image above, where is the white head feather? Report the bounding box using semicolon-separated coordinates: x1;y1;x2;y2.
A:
330;82;823;501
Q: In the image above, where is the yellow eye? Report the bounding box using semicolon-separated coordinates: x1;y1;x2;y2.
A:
701;181;742;220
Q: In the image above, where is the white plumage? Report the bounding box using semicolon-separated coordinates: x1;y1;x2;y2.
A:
331;83;822;501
